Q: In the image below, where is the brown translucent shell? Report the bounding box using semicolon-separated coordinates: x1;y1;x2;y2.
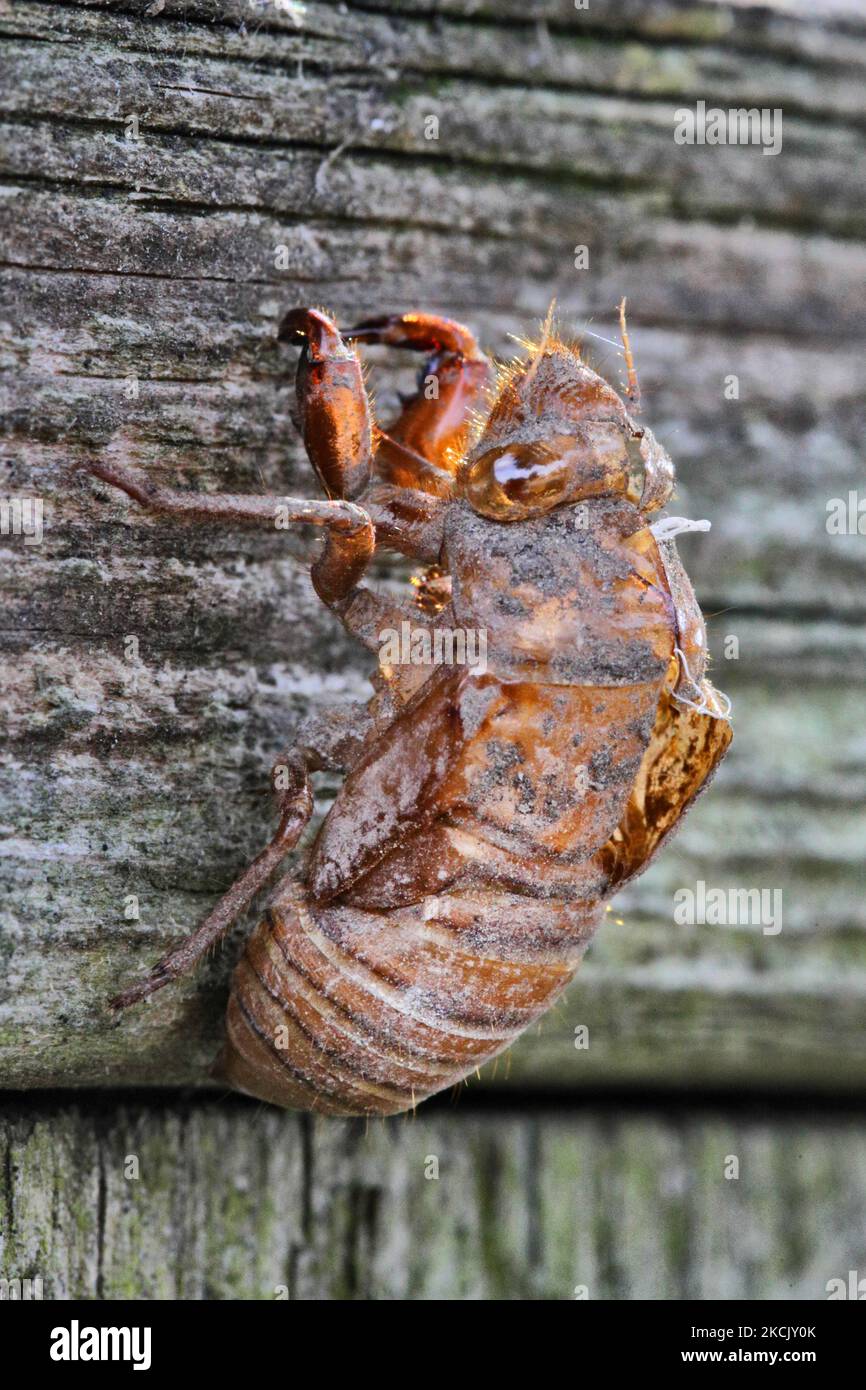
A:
96;305;730;1120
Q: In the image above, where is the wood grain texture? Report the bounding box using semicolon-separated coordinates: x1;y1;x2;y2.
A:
2;0;865;1093
3;1095;866;1300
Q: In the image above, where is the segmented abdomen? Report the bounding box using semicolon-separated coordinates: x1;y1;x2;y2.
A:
217;879;600;1116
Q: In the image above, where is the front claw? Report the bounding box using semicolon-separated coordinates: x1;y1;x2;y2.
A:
343;311;492;480
278;306;347;361
278;306;373;501
343;312;484;361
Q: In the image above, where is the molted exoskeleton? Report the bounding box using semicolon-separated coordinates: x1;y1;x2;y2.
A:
87;307;731;1116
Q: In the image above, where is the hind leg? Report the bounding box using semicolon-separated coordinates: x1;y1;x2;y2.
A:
294;700;374;772
109;693;392;1011
110;747;317;1009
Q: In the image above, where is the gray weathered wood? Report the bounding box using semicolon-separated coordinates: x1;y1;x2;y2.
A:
3;1097;866;1299
2;0;865;1095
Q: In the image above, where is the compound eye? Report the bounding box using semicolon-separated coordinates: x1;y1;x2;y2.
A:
462;440;576;520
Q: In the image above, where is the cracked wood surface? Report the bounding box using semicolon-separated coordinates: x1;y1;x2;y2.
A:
2;0;866;1096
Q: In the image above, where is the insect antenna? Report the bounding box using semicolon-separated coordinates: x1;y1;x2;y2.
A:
618;296;642;412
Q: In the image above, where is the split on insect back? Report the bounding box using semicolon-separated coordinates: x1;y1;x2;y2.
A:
83;302;732;1117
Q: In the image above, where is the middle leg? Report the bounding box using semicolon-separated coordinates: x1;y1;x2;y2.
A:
83;458;374;608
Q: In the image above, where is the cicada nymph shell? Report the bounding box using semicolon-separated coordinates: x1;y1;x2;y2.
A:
215;315;732;1115
93;307;730;1115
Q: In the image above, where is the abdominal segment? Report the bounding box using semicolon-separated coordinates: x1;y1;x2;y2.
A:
217;879;601;1117
217;675;666;1116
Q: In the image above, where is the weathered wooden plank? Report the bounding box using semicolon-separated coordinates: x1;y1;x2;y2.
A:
2;41;863;235
365;0;866;47
2;0;865;1098
3;1097;866;1299
2;195;860;323
1;1095;866;1301
3;131;866;336
4;0;865;121
12;0;866;73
